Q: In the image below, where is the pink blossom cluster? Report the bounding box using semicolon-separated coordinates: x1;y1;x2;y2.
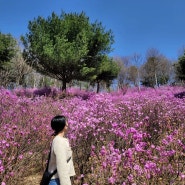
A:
0;86;185;184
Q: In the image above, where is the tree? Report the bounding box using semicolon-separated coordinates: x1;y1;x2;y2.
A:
140;48;171;87
0;69;12;87
114;56;130;89
0;34;30;87
10;51;32;86
21;11;114;91
91;56;119;93
0;49;32;88
175;53;185;82
127;65;138;86
0;32;17;70
130;53;143;90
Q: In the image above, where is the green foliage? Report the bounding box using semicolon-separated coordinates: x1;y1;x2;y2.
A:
97;56;119;81
0;32;17;69
92;56;119;92
175;54;185;81
21;11;114;91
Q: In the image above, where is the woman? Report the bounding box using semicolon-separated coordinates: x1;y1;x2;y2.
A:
48;115;75;185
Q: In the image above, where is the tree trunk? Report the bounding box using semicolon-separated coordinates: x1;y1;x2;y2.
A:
62;80;67;92
155;72;158;87
137;71;140;91
96;81;100;93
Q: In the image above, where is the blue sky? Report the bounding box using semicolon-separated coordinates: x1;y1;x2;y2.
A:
0;0;185;61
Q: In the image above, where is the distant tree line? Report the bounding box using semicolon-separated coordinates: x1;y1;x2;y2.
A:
0;11;185;92
115;47;185;89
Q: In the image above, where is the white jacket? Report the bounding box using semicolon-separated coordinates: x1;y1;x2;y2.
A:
48;136;75;185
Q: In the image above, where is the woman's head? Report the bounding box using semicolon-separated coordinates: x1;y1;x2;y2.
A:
51;115;68;135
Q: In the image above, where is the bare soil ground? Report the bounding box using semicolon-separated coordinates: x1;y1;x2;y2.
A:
22;174;41;185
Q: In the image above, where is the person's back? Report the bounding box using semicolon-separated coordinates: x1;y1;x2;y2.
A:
48;115;75;185
48;135;75;185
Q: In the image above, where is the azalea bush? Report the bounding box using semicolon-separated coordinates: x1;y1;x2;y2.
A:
0;86;185;185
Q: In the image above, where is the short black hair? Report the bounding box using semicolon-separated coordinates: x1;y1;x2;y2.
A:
51;115;66;135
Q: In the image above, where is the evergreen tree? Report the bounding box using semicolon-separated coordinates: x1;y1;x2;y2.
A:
175;53;185;81
0;32;17;69
21;11;114;91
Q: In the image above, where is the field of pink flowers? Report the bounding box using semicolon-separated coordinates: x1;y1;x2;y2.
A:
0;86;185;185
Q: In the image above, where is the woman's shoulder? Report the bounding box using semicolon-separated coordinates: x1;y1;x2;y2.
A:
53;135;69;144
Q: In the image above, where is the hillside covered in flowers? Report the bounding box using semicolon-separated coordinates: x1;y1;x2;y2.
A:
0;86;185;185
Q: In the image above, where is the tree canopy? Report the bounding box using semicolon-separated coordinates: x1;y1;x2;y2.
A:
175;53;185;81
92;56;119;93
21;11;115;91
0;32;17;70
140;49;171;87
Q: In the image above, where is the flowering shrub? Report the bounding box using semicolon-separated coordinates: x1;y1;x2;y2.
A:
0;86;185;185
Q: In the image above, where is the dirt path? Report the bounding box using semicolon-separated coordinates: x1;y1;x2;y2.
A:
22;174;41;185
